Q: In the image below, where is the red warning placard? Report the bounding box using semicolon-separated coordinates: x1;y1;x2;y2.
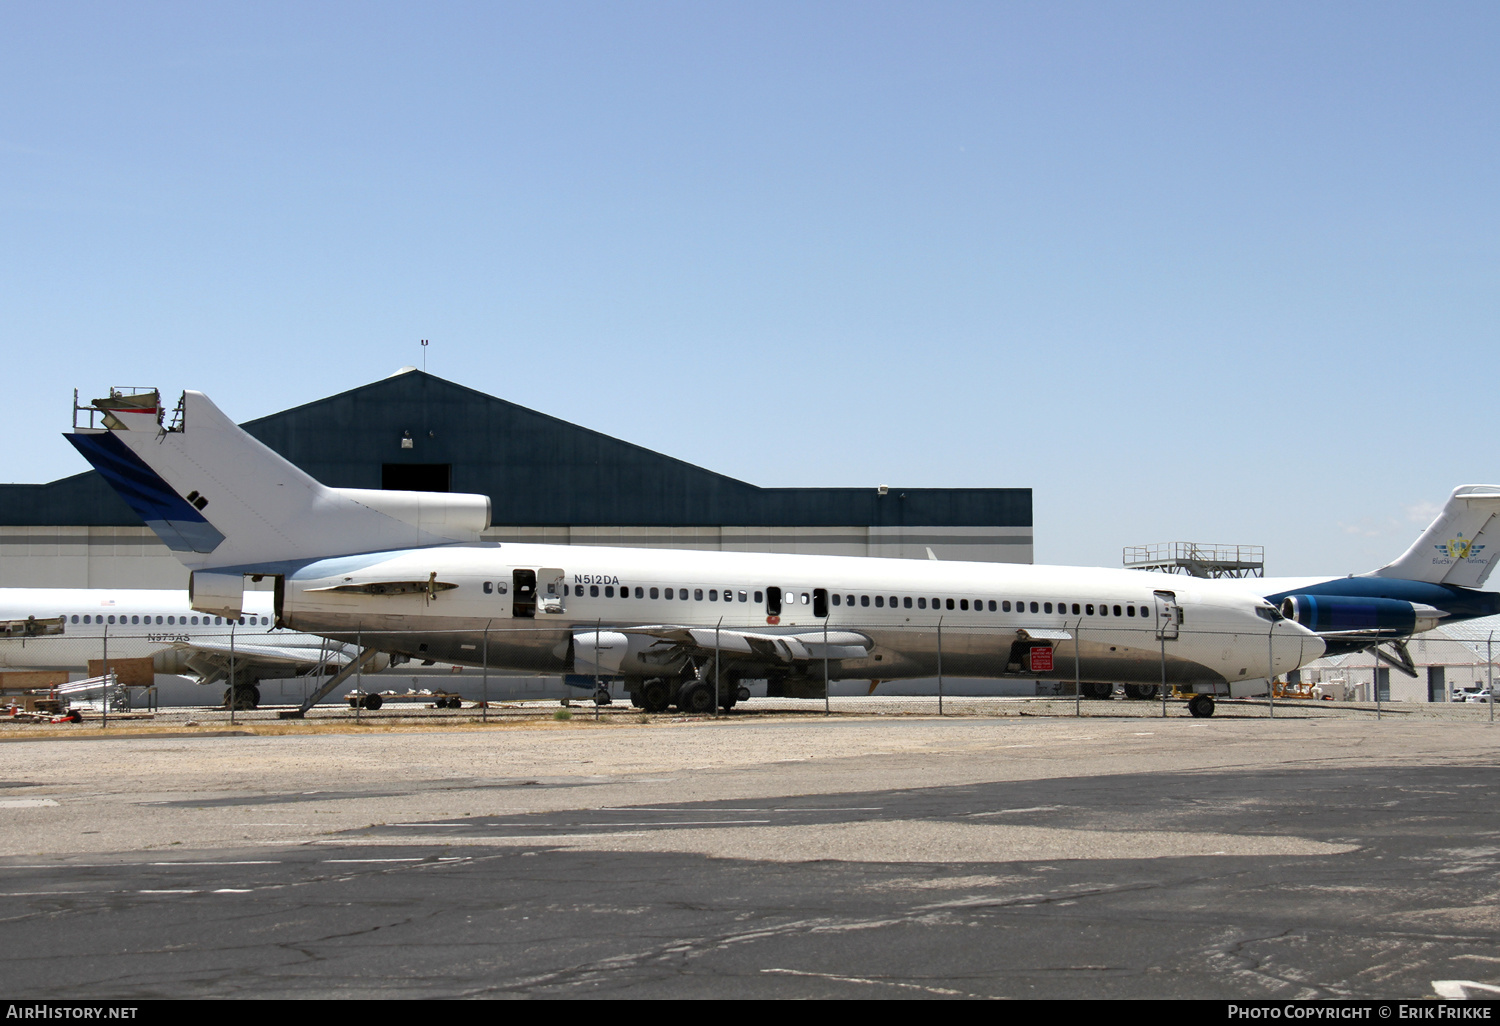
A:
1028;646;1054;672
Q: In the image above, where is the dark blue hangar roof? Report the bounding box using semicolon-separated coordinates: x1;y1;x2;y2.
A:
6;371;1032;531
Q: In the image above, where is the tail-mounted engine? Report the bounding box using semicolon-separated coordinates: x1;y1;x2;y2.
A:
1279;595;1445;635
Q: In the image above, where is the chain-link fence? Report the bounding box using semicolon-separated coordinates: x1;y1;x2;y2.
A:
1;620;1494;727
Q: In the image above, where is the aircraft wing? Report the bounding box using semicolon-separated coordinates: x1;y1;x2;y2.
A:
572;625;874;675
171;640;347;685
625;625;873;662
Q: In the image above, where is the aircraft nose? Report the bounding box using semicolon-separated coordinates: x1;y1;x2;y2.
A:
1282;618;1326;660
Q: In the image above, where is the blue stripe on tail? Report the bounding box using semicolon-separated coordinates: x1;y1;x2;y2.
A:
65;432;225;554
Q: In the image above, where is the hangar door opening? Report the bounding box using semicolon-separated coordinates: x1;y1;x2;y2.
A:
383;463;451;492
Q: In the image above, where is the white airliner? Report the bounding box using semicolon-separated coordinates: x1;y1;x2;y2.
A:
64;389;1330;718
0;589;391;708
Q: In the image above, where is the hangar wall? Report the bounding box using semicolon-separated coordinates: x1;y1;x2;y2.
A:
0;370;1032;589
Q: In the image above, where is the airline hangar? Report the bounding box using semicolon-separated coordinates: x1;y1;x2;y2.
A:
0;369;1033;589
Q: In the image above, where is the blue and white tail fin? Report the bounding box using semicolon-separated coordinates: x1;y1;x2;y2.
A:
1365;485;1500;588
67;388;491;578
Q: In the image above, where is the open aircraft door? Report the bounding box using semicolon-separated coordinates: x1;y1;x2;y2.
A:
1154;590;1181;640
539;568;567;615
510;568;567;617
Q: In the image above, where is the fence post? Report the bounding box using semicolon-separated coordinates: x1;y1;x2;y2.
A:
937;617;944;717
228;619;236;726
822;617;829;716
1267;624;1276;719
1074;619;1082;718
482;620;491;724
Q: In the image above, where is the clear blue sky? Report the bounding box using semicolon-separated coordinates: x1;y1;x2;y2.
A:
3;1;1496;575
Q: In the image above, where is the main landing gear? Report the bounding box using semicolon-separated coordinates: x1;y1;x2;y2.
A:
223;684;260;710
628;673;743;714
1187;695;1216;718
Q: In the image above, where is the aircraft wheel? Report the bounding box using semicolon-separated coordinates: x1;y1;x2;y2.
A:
448;697;463;709
362;693;384;711
1123;684;1159;701
640;679;671;713
1080;682;1112;700
678;682;715;714
1188;695;1215;718
226;686;259;710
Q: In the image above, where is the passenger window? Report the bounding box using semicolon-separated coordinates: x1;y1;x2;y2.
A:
987;600;995;611
918;597;927;609
649;587;659;599
846;595;855;606
801;592;810;604
709;589;717;601
832;594;841;606
1029;602;1039;613
1002;600;1010;612
1126;605;1135;617
1072;603;1080;615
738;591;747;602
483;581;492;594
754;591;764;603
861;595;870;607
903;597;912;609
946;599;955;610
875;596;884;608
1113;605;1122;616
1044;602;1052;614
695;588;704;601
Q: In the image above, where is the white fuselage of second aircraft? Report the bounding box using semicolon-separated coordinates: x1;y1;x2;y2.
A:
0;589;334;675
278;543;1325;691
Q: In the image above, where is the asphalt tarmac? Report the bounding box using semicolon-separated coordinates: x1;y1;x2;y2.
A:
0;713;1496;999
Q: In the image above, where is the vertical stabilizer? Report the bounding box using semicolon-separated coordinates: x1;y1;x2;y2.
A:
1366;485;1500;588
67;389;491;575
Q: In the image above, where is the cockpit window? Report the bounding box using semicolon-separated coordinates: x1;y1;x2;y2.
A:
1255;605;1282;622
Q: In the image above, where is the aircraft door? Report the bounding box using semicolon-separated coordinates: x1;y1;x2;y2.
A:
539;568;567;615
1153;590;1181;640
512;570;537;618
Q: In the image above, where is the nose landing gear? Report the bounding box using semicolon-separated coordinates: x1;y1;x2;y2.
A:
1187;694;1215;718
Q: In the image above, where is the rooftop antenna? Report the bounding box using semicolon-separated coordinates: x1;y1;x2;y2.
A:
420;339;429;373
